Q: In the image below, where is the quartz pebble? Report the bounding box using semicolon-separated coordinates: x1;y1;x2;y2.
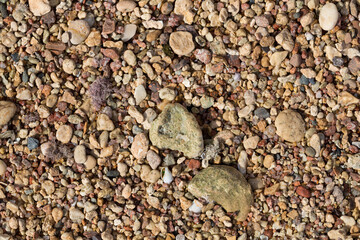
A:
319;3;339;31
275;110;306;142
116;0;136;12
0;101;16;126
68;20;91;45
169;31;195;56
62;59;76;74
74;145;86;164
131;133;149;159
122;24;137;42
29;0;51;16
56;125;73;144
0;160;6;176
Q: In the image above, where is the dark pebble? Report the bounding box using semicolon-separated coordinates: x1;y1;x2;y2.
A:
332;56;344;67
22;71;29;83
305;147;316;157
309;78;316;85
254;107;270;119
106;170;120;178
27;137;39;150
0;3;7;18
300;75;310;85
11;53;20;62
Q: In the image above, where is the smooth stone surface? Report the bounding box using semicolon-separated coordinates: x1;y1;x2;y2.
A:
319;3;339;31
74;145;86;164
131;133;149;159
0;160;6;176
97;114;115;131
122;24;137;42
275;110;306;142
116;0;136;12
56;125;73;143
29;0;51;16
149;103;203;158
169;31;195;56
68;20;91;45
0;101;16;125
188;165;253;219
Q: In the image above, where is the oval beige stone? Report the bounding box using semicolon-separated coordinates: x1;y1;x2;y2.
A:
275;109;306;142
68;20;91;45
169;31;195;56
0;101;16;126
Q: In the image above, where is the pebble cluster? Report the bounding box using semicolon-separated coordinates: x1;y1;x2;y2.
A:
0;0;360;240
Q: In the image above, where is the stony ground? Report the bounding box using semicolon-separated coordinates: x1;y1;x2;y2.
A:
0;0;360;239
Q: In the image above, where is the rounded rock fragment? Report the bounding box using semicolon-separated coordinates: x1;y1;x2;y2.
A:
169;31;195;56
275;110;306;142
29;0;51;16
116;0;136;12
62;59;76;74
68;20;91;45
319;3;339;31
0;160;6;176
56;125;73;143
0;101;16;126
74;145;87;164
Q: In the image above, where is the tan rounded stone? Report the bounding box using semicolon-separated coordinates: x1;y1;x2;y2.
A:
275;110;306;142
169;31;195;56
0;101;16;126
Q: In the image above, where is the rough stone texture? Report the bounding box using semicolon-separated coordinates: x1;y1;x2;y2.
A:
169;31;195;56
319;3;339;31
275;110;306;142
188;165;253;219
0;101;16;126
347;154;360;170
29;0;51;16
275;29;294;52
149;103;203;158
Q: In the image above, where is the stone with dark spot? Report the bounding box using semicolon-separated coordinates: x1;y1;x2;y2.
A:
149;103;203;158
188;165;253;219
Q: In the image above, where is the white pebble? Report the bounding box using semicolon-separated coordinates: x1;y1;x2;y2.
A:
319;3;339;31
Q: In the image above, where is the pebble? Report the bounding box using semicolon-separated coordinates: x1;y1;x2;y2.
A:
275;29;294;52
128;106;144;123
0;101;16;126
347;154;360;170
149;103;204;158
340;216;355;226
69;207;85;223
338;91;359;106
270;51;288;66
116;0;136;12
146;150;161;169
275;110;306;142
169;31;195;56
97;114;115;131
85;30;101;47
174;0;194;24
27;137;39;150
243;136;260;150
296;186;311;198
56;125;73;143
52;208;63;223
319;3;339;31
159;88;176;101
117;162;128;177
254;108;269;119
131;133;149;159
42;180;55;195
29;0;51;16
0;160;6;176
134;85;147;104
200;95;214;109
68;20;91;45
62;59;76;74
188;165;253;220
123;50;136;66
348;57;360;75
84;155;96;170
122;24;137;42
74;145;87;164
263;155;274;169
309;134;321;157
106;170;120;178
